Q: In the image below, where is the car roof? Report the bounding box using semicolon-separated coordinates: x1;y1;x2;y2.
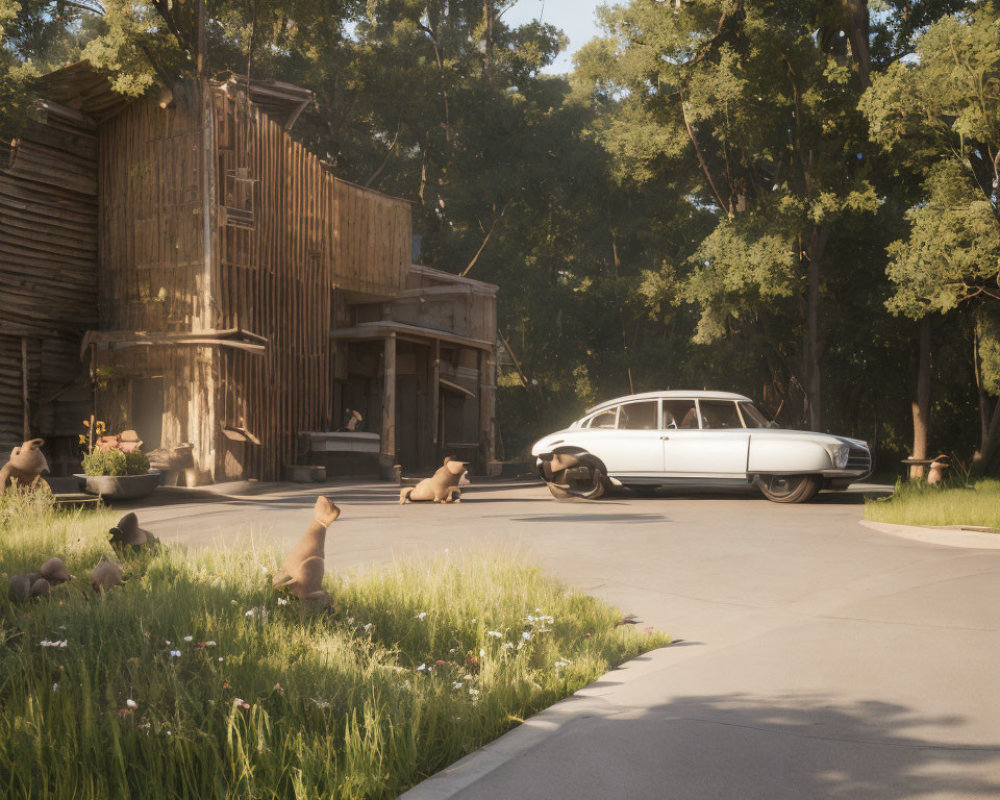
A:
585;391;752;415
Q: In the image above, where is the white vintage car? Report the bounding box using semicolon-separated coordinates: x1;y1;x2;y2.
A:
530;391;872;503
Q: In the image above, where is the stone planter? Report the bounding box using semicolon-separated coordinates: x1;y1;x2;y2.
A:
74;470;161;500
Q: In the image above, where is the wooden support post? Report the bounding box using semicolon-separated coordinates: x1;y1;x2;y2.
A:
380;333;397;479
21;337;29;440
431;339;441;447
479;347;497;476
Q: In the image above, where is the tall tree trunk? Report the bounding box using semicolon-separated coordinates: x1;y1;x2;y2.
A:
804;226;827;431
972;317;1000;475
847;0;871;88
909;316;931;479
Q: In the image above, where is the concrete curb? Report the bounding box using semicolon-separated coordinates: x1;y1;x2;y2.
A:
397;646;676;800
860;520;1000;549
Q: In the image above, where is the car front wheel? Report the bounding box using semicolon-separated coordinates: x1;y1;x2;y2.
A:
756;474;820;504
546;462;607;501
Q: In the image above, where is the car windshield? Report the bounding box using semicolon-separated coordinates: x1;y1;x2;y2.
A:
739;401;777;428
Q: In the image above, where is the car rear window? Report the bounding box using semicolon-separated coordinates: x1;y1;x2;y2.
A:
619;401;658;430
698;400;743;429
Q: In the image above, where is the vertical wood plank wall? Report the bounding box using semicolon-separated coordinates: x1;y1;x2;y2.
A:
213;90;412;480
96;97;217;479
0;116;99;453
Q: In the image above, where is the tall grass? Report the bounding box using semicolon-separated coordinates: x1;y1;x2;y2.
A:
0;494;668;799
864;478;1000;530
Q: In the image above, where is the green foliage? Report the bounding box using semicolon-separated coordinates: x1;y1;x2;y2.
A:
865;478;1000;529
0;505;668;798
81;448;150;477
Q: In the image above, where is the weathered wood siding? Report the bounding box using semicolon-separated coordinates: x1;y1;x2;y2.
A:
0;115;99;453
94;96;217;479
98;98;203;331
212;90;412;479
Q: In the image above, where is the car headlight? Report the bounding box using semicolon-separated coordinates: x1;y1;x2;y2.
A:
827;444;850;469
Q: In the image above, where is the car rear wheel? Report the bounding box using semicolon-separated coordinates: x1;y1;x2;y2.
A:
757;474;820;504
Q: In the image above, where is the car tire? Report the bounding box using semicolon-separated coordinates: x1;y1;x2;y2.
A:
547;461;607;501
756;474;820;504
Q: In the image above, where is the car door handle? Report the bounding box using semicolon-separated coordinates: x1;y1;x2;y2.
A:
660;435;670;440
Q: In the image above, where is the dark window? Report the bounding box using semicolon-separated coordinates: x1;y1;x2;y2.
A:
589;409;617;429
619;401;658;430
663;400;699;429
698;400;743;429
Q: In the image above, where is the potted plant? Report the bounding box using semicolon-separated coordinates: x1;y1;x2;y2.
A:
75;421;161;500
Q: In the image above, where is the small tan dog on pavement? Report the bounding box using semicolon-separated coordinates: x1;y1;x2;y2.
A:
399;458;470;504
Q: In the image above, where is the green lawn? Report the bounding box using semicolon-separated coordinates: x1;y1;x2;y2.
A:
0;491;668;799
864;478;1000;531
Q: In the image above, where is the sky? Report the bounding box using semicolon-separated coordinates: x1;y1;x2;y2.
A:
503;0;608;73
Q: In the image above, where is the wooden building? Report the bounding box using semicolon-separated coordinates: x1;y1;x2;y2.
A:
0;62;498;482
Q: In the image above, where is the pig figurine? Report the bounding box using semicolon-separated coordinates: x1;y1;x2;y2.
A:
0;439;50;492
399;457;470;504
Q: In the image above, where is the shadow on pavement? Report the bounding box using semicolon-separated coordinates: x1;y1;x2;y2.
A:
452;693;1000;800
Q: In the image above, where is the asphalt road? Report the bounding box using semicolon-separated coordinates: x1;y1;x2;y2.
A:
130;480;1000;799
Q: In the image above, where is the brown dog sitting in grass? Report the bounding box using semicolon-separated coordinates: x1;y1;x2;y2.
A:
0;439;50;492
399;457;470;504
272;496;341;604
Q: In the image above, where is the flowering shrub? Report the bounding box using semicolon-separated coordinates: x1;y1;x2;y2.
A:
81;448;150;477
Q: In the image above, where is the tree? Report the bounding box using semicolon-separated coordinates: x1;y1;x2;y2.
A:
573;0;881;431
863;6;1000;473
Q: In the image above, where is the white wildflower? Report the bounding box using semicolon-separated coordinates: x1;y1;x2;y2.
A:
183;636;193;642
468;688;480;698
52;683;58;692
126;699;138;709
311;698;331;709
502;642;514;650
479;649;485;657
487;630;502;638
452;682;463;690
415;611;427;620
416;663;427;672
363;622;372;631
521;632;532;641
555;661;569;669
277;597;289;606
169;650;181;658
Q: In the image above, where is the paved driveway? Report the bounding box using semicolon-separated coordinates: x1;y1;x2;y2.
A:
133;481;1000;799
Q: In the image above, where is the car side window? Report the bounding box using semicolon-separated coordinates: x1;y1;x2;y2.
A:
618;401;658;430
698;400;743;429
663;400;699;429
590;409;618;429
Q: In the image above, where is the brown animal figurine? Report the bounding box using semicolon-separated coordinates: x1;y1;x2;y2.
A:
90;560;124;593
272;496;340;603
108;512;158;551
39;557;72;585
927;455;949;486
0;439;50;492
399;458;470;504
